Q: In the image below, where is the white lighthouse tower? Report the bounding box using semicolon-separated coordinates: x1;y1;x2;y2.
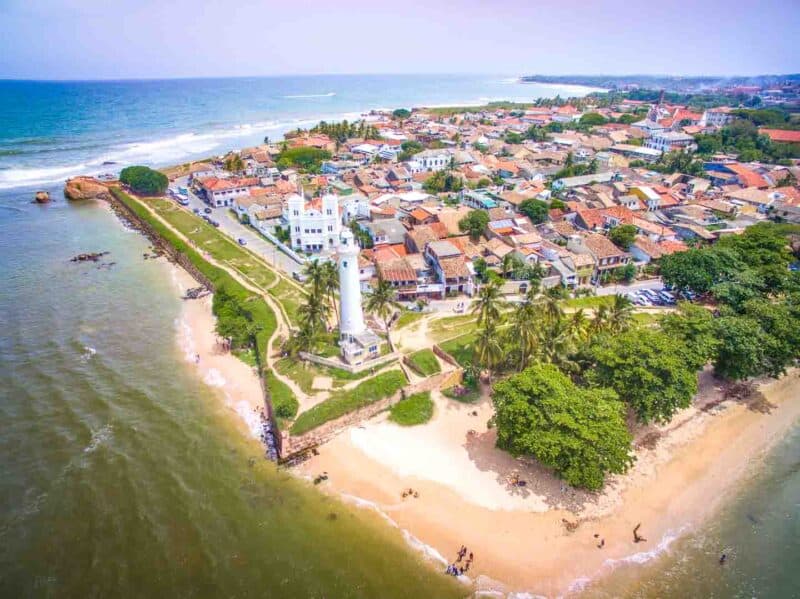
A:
337;229;379;364
337;229;366;337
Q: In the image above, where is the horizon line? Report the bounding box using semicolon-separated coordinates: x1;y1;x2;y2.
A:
1;71;799;84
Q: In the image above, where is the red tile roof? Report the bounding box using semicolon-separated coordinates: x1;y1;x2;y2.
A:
726;164;769;189
759;129;800;144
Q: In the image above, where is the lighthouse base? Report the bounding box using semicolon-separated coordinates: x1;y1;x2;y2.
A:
339;328;382;365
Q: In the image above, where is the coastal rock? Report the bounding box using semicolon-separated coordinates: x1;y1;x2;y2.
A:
64;177;111;202
70;251;109;263
34;190;51;203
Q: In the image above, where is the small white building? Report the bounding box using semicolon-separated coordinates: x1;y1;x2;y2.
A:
645;131;697;154
285;193;341;253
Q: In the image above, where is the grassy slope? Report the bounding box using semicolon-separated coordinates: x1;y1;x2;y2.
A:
290;370;407;436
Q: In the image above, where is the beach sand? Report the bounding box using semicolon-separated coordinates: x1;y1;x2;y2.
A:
166;264;266;440
298;372;800;596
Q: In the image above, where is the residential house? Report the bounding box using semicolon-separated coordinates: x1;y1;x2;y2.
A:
285;193;341;253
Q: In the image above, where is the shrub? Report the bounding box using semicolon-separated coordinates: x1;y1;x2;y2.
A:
119;165;168;195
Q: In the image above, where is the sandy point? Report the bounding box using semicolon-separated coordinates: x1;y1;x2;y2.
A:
297;372;800;597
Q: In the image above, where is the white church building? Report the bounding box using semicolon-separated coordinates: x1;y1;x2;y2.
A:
284;193;341;253
337;229;381;365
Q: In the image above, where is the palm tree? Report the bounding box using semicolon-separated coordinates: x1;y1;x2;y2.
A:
568;308;589;346
365;277;400;350
472;279;505;328
501;253;515;279
536;287;564;324
509;299;539;371
591;303;610;334
319;260;339;328
607;294;633;333
475;324;504;381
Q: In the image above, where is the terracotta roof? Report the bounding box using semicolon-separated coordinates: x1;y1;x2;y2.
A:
725;164;769;189
439;256;471;279
583;233;627;259
377;257;416;283
759;129;800;144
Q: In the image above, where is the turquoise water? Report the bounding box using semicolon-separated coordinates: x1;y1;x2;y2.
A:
0;74;597;190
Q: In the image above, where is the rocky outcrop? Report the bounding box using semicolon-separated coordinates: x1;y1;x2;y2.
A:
64;177;112;201
34;190;50;203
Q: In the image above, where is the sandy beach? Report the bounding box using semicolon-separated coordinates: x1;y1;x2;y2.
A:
297;371;800;597
166;263;267;440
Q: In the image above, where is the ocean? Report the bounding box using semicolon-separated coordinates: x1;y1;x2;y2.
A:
0;75;797;598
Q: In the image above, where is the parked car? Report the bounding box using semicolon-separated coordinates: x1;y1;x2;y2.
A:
210;220;220;228
204;207;212;214
237;238;247;246
292;271;308;283
192;208;200;214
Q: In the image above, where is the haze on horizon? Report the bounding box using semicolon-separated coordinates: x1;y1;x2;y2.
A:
1;0;799;81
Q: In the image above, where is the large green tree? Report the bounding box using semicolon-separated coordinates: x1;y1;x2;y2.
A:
492;364;634;490
518;199;550;224
458;209;489;240
119;165;168;195
588;328;697;424
660;302;720;370
608;224;637;250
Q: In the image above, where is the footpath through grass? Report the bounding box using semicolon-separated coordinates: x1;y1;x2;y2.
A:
290;370;407;436
406;348;441;377
389;391;434;426
112;189;298;422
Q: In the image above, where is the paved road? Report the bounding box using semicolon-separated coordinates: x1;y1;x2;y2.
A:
176;177;302;276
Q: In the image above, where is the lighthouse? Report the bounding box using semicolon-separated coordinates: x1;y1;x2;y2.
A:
337;229;367;338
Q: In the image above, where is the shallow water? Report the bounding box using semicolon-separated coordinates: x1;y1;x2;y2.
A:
581;426;800;598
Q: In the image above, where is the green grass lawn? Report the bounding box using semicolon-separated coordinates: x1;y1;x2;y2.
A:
428;314;478;342
406;348;441;377
563;295;616;309
389;391;434;426
268;278;305;324
394;310;425;330
290;370;407;435
146;198;277;289
438;331;477;368
274;357;372;395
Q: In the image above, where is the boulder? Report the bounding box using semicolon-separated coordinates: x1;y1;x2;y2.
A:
64;177;111;201
34;190;50;203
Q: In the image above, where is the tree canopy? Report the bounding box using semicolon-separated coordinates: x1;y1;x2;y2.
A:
518;198;550;224
587;328;698;424
458;209;489;240
119;165;168;195
608;224;637;250
492;363;634;490
276;147;331;173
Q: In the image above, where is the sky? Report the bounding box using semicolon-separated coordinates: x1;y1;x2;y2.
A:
1;0;799;80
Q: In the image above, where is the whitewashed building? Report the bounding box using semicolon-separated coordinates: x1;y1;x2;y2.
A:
414;149;453;172
285;193;341;253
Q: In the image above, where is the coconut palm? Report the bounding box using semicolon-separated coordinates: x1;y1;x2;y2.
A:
535;288;564;324
509;299;539;371
607;294;633;333
472;279;505;328
591;303;610;334
568;308;590;346
365;277;400;350
475;324;504;381
319;260;340;327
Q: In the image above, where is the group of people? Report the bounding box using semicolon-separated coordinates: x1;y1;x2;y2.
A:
445;546;474;577
401;487;419;499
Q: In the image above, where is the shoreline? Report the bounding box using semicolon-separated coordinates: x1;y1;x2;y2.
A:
164;260;267;440
295;372;800;597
